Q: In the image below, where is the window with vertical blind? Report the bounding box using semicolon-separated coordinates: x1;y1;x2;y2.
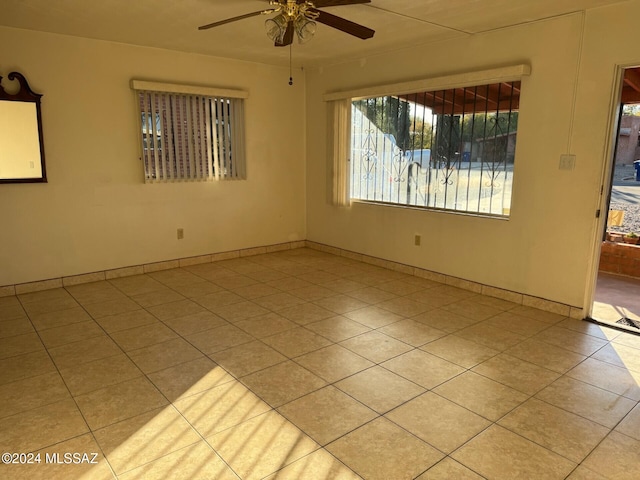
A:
131;80;247;182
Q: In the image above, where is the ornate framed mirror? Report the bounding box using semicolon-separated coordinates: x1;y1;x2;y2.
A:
0;72;47;183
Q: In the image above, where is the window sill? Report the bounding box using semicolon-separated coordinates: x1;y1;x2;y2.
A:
349;199;511;220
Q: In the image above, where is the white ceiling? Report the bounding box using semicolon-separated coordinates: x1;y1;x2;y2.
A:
0;0;628;68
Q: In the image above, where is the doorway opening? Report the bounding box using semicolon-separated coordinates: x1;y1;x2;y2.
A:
592;66;640;331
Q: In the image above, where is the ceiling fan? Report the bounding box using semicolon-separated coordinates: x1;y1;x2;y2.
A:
198;0;375;47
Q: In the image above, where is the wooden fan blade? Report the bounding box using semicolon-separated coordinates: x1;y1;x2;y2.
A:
198;10;271;30
311;9;375;39
275;20;295;47
312;0;371;7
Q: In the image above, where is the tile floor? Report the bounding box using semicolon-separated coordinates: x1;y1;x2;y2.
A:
1;248;640;479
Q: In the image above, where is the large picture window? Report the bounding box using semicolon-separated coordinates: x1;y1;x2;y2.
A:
349;81;520;216
132;80;247;183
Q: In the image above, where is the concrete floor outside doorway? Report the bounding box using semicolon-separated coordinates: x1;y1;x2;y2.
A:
593;273;640;330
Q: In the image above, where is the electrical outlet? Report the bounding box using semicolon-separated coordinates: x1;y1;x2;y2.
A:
177;228;184;240
414;234;421;246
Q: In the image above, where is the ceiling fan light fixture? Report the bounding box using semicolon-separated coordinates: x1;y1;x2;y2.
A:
200;1;375;49
265;14;288;43
295;16;316;44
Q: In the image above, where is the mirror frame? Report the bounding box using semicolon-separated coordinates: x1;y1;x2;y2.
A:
0;72;47;184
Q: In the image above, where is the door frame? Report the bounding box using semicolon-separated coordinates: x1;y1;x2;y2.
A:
584;64;632;319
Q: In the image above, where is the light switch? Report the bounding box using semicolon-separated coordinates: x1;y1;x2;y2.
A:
559;154;576;170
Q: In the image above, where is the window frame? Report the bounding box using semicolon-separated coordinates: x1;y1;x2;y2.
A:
131;80;248;183
325;65;530;217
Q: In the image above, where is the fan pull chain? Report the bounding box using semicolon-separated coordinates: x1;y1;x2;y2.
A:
289;43;293;86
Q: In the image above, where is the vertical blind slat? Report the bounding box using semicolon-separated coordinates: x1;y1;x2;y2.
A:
220;99;229;177
158;94;169;181
166;95;175;180
141;92;151;180
197;96;206;179
215;99;225;177
225;100;238;178
194;96;202;180
233;99;246;179
174;98;183;180
225;100;233;178
226;100;234;178
212;99;221;180
185;96;195;180
190;96;199;179
197;97;207;179
205;99;214;180
150;92;162;181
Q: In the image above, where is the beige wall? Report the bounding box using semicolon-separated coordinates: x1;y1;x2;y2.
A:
0;27;306;286
305;9;620;309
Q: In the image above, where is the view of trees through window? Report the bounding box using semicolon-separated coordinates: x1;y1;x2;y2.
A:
350;81;520;216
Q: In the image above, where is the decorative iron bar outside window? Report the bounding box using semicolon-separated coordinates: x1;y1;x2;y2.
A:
135;90;246;182
350;81;520;216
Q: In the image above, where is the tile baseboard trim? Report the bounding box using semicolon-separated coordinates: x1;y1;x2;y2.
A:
2;241;306;297
0;239;582;320
304;241;583;320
